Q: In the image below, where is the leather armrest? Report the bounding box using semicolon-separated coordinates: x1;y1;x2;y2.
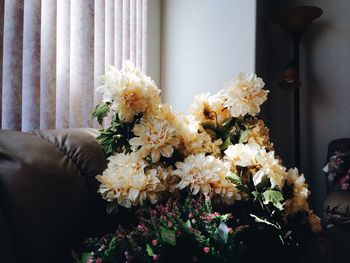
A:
324;191;350;226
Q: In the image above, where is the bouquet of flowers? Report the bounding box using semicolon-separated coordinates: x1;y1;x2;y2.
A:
75;62;321;263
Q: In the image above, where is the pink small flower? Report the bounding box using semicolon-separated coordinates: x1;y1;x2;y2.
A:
191;219;196;224
98;244;105;251
340;175;350;190
203;247;210;253
153;254;159;261
95;258;103;263
189;213;193;219
228;228;233;234
168;221;173;228
152;239;158;246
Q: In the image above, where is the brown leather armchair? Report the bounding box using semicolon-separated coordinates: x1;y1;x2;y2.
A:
0;128;113;263
323;139;350;263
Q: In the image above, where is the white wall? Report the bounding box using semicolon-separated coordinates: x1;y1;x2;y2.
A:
260;0;350;214
161;0;257;113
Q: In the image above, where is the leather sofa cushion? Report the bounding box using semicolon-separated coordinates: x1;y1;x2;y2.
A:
0;129;110;263
324;191;350;225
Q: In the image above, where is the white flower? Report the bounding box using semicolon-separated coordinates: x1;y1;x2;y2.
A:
225;143;285;189
129;117;179;163
224;143;260;167
176;114;222;156
240;119;273;150
128;168;165;206
95;152;165;208
173;153;241;203
223;72;268;117
189;92;230;124
97;61;161;122
284;168;310;214
253;149;286;189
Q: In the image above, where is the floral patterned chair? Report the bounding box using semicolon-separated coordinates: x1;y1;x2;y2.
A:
323;138;350;263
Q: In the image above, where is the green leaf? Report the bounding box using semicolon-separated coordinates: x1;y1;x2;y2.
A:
262;190;284;210
146;244;154;256
250;214;279;229
105;237;117;256
106;201;119;215
200;120;217;131
239;129;251;143
256;176;271;192
81;252;91;263
252;191;260;201
160;227;176;246
101;142;114;155
185;219;192;228
220;136;233;151
221;117;233;128
226;172;242;185
92;102;110;125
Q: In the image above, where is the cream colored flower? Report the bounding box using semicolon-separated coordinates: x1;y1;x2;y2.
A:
213;177;242;205
223;72;269;117
154;103;178;123
96;152;165;208
189;92;230;124
97;62;161;122
189;93;212;122
176;114;222;156
224;143;259;167
225;144;285;189
128;168;165;206
253;149;286;189
240;119;273;150
210;91;231;124
129;117;179;163
173;153;241;203
284;168;310;214
155;165;179;192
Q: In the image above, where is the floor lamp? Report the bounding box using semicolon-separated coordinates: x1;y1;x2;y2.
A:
272;6;322;168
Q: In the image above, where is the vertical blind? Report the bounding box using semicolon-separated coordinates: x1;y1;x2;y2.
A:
0;0;148;131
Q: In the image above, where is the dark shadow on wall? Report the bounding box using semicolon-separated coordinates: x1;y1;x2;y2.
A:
256;0;295;169
256;0;332;214
301;20;333;211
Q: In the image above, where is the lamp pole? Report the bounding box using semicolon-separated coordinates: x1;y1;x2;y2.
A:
272;6;322;168
292;34;301;168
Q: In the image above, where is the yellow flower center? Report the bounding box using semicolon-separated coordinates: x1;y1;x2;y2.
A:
123;92;138;107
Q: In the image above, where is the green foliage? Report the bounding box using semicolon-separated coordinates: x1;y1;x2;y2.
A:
92;102;111;125
146;244;154;256
76;194;247;263
226;172;242;185
160;227;176;246
250;214;280;229
220;136;233;151
262;190;284;211
96;114;141;156
239;129;251;143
